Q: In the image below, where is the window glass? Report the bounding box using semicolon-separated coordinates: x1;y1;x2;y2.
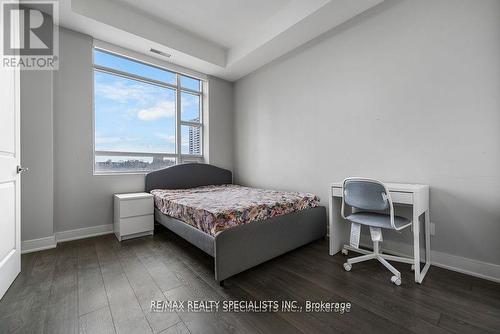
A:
93;48;204;173
95;155;176;173
181;125;201;155
94;49;176;84
94;71;176;155
181;92;200;122
180;75;201;91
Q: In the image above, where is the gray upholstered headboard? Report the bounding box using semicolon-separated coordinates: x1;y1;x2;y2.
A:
145;163;233;192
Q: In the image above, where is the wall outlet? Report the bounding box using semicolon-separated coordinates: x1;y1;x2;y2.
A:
430;223;436;236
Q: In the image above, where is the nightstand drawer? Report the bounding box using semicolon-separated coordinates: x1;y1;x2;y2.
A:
120;215;154;235
119;197;153;218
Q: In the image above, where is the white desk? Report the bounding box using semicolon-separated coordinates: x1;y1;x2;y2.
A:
329;182;431;283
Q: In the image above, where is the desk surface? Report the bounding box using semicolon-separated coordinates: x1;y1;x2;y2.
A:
331;182;428;193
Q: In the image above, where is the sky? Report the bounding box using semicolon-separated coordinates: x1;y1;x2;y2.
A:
94;50;201;160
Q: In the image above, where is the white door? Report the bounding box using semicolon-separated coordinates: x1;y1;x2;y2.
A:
0;34;21;299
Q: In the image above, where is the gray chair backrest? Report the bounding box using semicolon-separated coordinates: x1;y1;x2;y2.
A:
343;179;389;211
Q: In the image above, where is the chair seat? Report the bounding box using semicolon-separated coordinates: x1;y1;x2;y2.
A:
346;212;411;230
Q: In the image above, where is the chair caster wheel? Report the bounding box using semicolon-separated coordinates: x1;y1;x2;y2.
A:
391;276;401;286
341;249;348;256
343;263;352;272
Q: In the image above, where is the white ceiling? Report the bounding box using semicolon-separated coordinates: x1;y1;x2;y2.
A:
116;0;292;49
57;0;384;81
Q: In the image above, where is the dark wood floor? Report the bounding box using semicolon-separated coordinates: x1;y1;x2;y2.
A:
1;225;499;334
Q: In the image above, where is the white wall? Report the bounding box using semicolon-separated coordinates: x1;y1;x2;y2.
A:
233;0;500;266
53;28;145;233
20;71;54;241
20;27;233;240
51;28;234;234
208;76;234;171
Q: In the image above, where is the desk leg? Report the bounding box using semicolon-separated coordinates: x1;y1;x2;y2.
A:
419;209;432;282
425;210;431;265
413;209;432;284
329;194;348;256
413;210;421;283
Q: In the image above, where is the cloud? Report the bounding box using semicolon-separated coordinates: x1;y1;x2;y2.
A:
181;92;200;116
181;93;196;109
95;80;153;105
137;101;176;120
156;133;176;143
95;136;141;146
95;73;172;107
95;73;193;121
181;136;189;152
95;136;122;145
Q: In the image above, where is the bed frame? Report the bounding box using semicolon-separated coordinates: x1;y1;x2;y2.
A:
146;163;327;285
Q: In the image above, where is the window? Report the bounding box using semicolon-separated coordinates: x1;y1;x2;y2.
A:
93;49;204;174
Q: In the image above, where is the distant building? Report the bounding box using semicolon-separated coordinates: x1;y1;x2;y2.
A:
95;155;175;172
188;118;201;155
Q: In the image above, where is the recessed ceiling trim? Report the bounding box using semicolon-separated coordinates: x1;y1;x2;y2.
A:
224;0;385;80
93;39;209;80
71;0;227;67
227;0;331;66
58;0;385;81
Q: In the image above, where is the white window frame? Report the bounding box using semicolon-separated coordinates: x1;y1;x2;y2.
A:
92;46;206;175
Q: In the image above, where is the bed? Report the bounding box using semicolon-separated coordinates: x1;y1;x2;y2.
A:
145;163;326;285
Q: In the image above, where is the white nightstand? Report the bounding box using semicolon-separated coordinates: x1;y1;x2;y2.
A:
114;192;154;241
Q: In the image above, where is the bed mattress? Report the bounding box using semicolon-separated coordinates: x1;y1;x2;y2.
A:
151;184;319;236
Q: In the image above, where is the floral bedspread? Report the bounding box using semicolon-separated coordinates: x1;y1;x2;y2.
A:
151;184;319;236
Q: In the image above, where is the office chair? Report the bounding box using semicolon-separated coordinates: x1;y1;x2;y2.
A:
341;177;413;286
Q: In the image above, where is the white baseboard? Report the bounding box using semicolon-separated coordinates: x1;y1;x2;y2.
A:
21;235;57;254
356;239;500;283
431;250;500;283
21;224;113;254
55;224;113;243
22;226;499;283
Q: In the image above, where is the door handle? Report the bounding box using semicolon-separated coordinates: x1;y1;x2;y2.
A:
17;166;28;174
